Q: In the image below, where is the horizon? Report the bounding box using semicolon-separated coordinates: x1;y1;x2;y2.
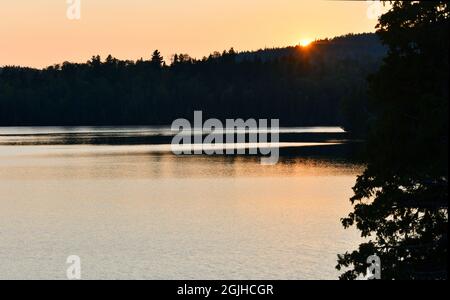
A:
0;32;377;70
0;0;388;68
0;1;448;282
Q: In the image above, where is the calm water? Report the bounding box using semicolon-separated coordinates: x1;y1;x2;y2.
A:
0;127;362;279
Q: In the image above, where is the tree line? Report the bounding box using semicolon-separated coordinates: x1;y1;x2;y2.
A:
0;33;384;133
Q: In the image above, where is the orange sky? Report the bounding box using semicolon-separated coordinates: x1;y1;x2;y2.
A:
0;0;388;68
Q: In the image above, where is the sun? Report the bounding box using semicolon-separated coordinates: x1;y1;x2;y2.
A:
299;39;312;47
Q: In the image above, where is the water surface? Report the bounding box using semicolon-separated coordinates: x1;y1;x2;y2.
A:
0;127;362;279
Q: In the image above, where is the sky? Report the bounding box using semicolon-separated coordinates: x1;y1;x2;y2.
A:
0;0;388;68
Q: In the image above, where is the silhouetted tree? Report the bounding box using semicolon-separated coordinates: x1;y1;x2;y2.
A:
151;50;164;68
172;54;179;65
337;1;448;280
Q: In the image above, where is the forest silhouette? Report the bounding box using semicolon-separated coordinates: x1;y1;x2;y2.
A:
0;1;448;280
0;33;384;134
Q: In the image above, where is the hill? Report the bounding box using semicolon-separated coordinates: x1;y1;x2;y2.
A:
0;33;386;131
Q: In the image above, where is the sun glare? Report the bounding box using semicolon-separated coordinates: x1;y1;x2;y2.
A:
300;39;312;47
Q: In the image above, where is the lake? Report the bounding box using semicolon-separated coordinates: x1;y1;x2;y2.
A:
0;126;363;279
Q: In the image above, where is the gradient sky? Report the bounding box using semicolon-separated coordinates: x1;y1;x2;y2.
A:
0;0;387;68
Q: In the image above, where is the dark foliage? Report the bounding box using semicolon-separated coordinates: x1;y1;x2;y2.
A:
337;1;448;280
0;34;384;130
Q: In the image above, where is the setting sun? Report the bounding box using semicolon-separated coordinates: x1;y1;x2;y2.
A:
1;0;446;283
300;39;313;47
